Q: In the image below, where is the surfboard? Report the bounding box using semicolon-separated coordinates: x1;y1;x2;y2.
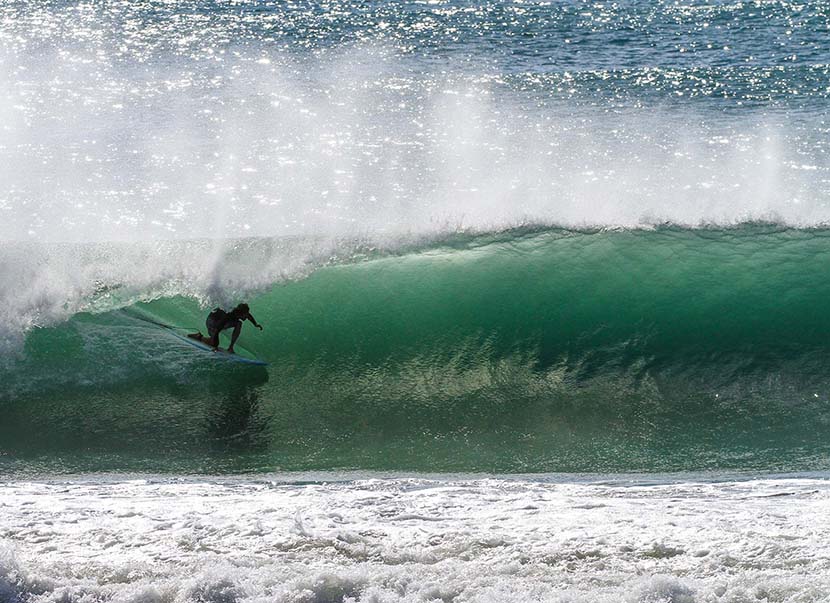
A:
167;331;269;366
121;308;269;366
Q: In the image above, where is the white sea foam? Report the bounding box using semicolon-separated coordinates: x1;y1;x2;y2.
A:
1;474;829;602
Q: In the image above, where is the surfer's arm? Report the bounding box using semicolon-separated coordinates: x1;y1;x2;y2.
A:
247;313;263;330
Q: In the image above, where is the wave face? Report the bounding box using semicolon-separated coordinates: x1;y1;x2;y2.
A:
4;226;830;474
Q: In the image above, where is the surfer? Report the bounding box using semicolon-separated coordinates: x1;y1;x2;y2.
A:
188;303;263;354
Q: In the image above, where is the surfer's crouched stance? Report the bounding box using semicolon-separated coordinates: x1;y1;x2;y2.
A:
188;303;263;354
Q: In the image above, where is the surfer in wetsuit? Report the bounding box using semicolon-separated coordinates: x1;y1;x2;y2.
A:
188;303;263;354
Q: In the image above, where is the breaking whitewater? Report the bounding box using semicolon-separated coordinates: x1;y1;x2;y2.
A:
2;474;830;603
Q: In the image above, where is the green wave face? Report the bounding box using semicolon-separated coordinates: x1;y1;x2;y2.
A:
4;226;830;475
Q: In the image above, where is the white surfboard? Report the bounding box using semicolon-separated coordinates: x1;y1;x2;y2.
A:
168;330;269;366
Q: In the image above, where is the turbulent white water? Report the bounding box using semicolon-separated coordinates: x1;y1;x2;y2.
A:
1;474;830;602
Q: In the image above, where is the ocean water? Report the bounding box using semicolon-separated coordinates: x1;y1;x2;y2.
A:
3;0;830;600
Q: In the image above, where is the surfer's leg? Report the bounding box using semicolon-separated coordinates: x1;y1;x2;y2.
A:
227;321;242;354
208;331;220;348
205;315;221;348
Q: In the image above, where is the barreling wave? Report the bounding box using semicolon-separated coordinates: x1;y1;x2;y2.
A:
4;223;830;475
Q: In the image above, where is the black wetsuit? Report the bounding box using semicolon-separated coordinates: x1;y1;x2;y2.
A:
206;308;241;340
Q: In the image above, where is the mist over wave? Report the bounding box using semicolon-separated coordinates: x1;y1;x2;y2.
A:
3;49;829;243
2;1;830;245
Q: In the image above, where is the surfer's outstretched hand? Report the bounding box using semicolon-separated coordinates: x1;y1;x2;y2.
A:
257;324;263;331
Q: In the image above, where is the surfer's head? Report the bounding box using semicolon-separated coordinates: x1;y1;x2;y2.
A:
233;303;251;318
